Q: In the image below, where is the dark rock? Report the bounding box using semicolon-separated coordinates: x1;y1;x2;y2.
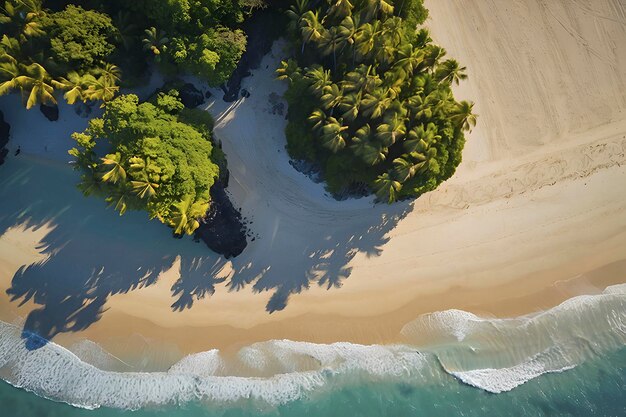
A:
194;181;247;259
39;103;59;121
205;90;212;99
241;88;251;98
0;110;10;166
222;8;288;102
178;83;205;108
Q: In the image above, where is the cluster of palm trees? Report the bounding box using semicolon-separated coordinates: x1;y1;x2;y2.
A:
278;0;476;202
0;0;120;109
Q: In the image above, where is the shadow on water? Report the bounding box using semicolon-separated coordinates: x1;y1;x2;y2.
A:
0;156;411;349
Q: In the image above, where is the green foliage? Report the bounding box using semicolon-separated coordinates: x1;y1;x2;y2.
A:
69;91;220;235
40;5;115;71
278;0;475;202
0;1;121;108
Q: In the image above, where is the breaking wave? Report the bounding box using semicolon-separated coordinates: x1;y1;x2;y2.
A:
0;284;624;409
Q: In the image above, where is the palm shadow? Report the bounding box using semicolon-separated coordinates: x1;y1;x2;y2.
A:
0;156;411;349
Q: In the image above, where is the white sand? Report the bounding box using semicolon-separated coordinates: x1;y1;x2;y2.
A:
0;0;625;356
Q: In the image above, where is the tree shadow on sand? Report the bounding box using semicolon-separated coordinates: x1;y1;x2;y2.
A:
0;157;411;349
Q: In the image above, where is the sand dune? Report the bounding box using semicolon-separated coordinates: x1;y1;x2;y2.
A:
0;0;625;359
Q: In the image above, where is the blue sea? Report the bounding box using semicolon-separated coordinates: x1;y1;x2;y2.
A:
1;346;624;417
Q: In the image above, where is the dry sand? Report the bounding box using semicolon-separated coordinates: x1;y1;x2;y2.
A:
0;0;625;364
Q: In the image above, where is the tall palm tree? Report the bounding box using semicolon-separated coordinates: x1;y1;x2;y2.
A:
17;62;56;109
286;0;310;33
451;100;477;132
0;0;45;40
128;157;159;199
299;10;324;53
338;92;360;122
435;59;467;85
328;0;353;19
305;65;331;97
142;27;169;59
97;63;122;85
276;59;300;82
169;195;209;235
84;74;119;105
308;108;328;131
373;172;401;203
364;0;394;22
376;114;406;147
320;117;348;152
394;43;424;77
392;156;426;182
361;88;392;119
404;122;440;155
423;45;446;69
52;71;89;104
318;26;342;70
351;124;386;165
99;153;127;184
354;21;380;61
320;83;343;113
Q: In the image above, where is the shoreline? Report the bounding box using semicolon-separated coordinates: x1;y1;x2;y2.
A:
1;0;626;372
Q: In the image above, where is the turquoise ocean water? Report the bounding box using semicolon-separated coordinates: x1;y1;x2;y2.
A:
1;346;625;417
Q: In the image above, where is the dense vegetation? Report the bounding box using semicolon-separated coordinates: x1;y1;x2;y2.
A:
0;0;258;109
69;90;223;235
0;0;120;108
277;0;476;202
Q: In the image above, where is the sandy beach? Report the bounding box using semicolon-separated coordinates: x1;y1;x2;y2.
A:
0;0;625;365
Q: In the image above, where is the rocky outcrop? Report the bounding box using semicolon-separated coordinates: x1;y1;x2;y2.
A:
194;181;247;259
178;83;205;108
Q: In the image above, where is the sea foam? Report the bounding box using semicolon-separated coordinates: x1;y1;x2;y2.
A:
0;284;624;409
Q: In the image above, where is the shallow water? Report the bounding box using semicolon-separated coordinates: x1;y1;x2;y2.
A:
1;345;625;417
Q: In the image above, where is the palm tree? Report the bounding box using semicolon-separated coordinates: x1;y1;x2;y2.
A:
376;114;406;147
320;117;348;152
286;0;310;33
361;88;392;119
320;83;343;113
351;124;386;165
423;45;446;69
451;100;477;132
97;63;122;85
341;65;381;94
414;28;432;48
308;108;328;131
392;156;426;182
394;44;424;77
404;123;441;155
318;26;342;70
276;59;300;82
0;0;45;40
364;0;394;21
354;22;380;61
299;10;324;53
338;92;360;122
328;0;353;19
436;59;467;85
373;172;401;203
305;65;331;97
52;71;89;104
142;27;169;59
381;16;403;45
105;183;134;215
18;62;56;109
169;195;209;235
99;153;127;184
84;74;119;105
128;157;159;199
